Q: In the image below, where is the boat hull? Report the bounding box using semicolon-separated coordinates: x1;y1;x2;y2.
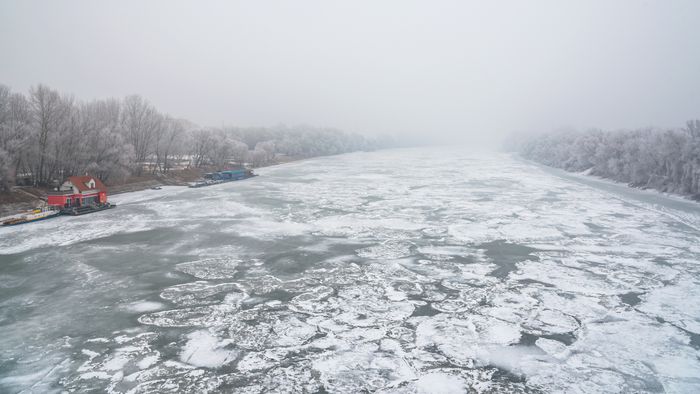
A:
189;174;258;188
1;211;61;226
61;203;117;216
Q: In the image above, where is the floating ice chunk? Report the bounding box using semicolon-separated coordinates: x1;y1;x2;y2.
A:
313;215;423;239
176;257;240;279
449;217;564;245
180;330;237;368
103;354;130;371
313;343;417;392
433;298;474;314
524;308;580;335
395;280;424;296
68;332;162;391
519;310;700;392
535;338;570;360
123;301;166;313
289;285;334;314
160;281;242;306
139;304;239;327
415;372;467;394
511;259;628;295
85;338;110;343
417;284;448;302
269;315;318;347
223;291;248;306
236;275;283;295
447;222;500;244
387;326;415;344
535;289;609;323
329;284;415;327
384;283;408;301
434;287;490;314
498;222;562;242
356;241;414;260
232;360;323;393
138;355;159;370
415;314;521;366
230;218;311;239
421;227;448;238
237;352;277;372
79;371;112;380
125;363;219;393
638;278;700;334
228;312;318;350
335;326;388;344
81;349;100;359
416;245;472;259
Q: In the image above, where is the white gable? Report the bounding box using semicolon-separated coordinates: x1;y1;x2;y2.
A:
59;180;74;192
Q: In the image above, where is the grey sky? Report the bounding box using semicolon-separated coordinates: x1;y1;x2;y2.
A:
1;0;699;144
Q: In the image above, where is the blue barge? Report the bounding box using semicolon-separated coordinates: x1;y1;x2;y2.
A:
189;169;257;188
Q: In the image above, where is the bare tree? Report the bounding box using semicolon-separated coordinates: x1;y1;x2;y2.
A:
0;84;384;190
229;139;248;166
28;84;72;185
189;129;215;168
121;95;162;174
153;117;186;174
517;120;700;200
255;140;276;164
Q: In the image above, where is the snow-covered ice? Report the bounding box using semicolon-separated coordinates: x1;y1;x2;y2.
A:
1;148;700;393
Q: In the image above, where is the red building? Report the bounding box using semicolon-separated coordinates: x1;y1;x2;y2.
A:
47;175;108;209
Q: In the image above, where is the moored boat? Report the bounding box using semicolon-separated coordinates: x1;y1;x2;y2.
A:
188;168;257;188
1;208;61;226
60;202;116;216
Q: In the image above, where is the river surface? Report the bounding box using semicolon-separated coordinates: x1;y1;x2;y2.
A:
1;148;700;393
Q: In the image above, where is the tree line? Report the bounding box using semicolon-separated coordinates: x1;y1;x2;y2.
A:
510;120;700;200
0;84;392;191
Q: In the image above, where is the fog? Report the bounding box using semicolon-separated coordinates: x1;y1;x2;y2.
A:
4;3;700;392
1;0;699;146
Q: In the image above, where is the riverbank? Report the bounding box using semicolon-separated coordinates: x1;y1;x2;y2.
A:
515;153;700;204
0;155;303;217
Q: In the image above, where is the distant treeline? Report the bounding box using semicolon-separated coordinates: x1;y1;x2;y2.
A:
510;120;700;199
0;84;394;190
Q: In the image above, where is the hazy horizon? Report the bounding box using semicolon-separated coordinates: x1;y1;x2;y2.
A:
2;0;699;146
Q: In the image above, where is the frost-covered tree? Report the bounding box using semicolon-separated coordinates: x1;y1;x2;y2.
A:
0;83;391;189
514;120;700;200
121;95;162;174
27;84;73;185
247;149;267;167
0;147;12;191
152;117;188;174
0;85;32;189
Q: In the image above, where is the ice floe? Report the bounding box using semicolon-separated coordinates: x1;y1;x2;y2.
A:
3;149;700;393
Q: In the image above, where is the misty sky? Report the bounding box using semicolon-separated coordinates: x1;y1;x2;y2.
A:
1;0;699;144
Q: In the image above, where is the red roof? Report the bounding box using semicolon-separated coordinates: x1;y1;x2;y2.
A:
67;175;107;193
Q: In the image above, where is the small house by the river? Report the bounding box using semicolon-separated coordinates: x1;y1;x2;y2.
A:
47;175;108;209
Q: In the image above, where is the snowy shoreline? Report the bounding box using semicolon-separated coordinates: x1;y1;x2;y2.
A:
515;153;700;206
0;156;309;219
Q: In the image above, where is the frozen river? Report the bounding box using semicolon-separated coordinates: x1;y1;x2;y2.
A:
1;148;700;393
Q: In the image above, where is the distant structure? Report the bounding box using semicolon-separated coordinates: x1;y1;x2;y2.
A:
204;169;254;181
47;175;108;209
189;168;256;188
